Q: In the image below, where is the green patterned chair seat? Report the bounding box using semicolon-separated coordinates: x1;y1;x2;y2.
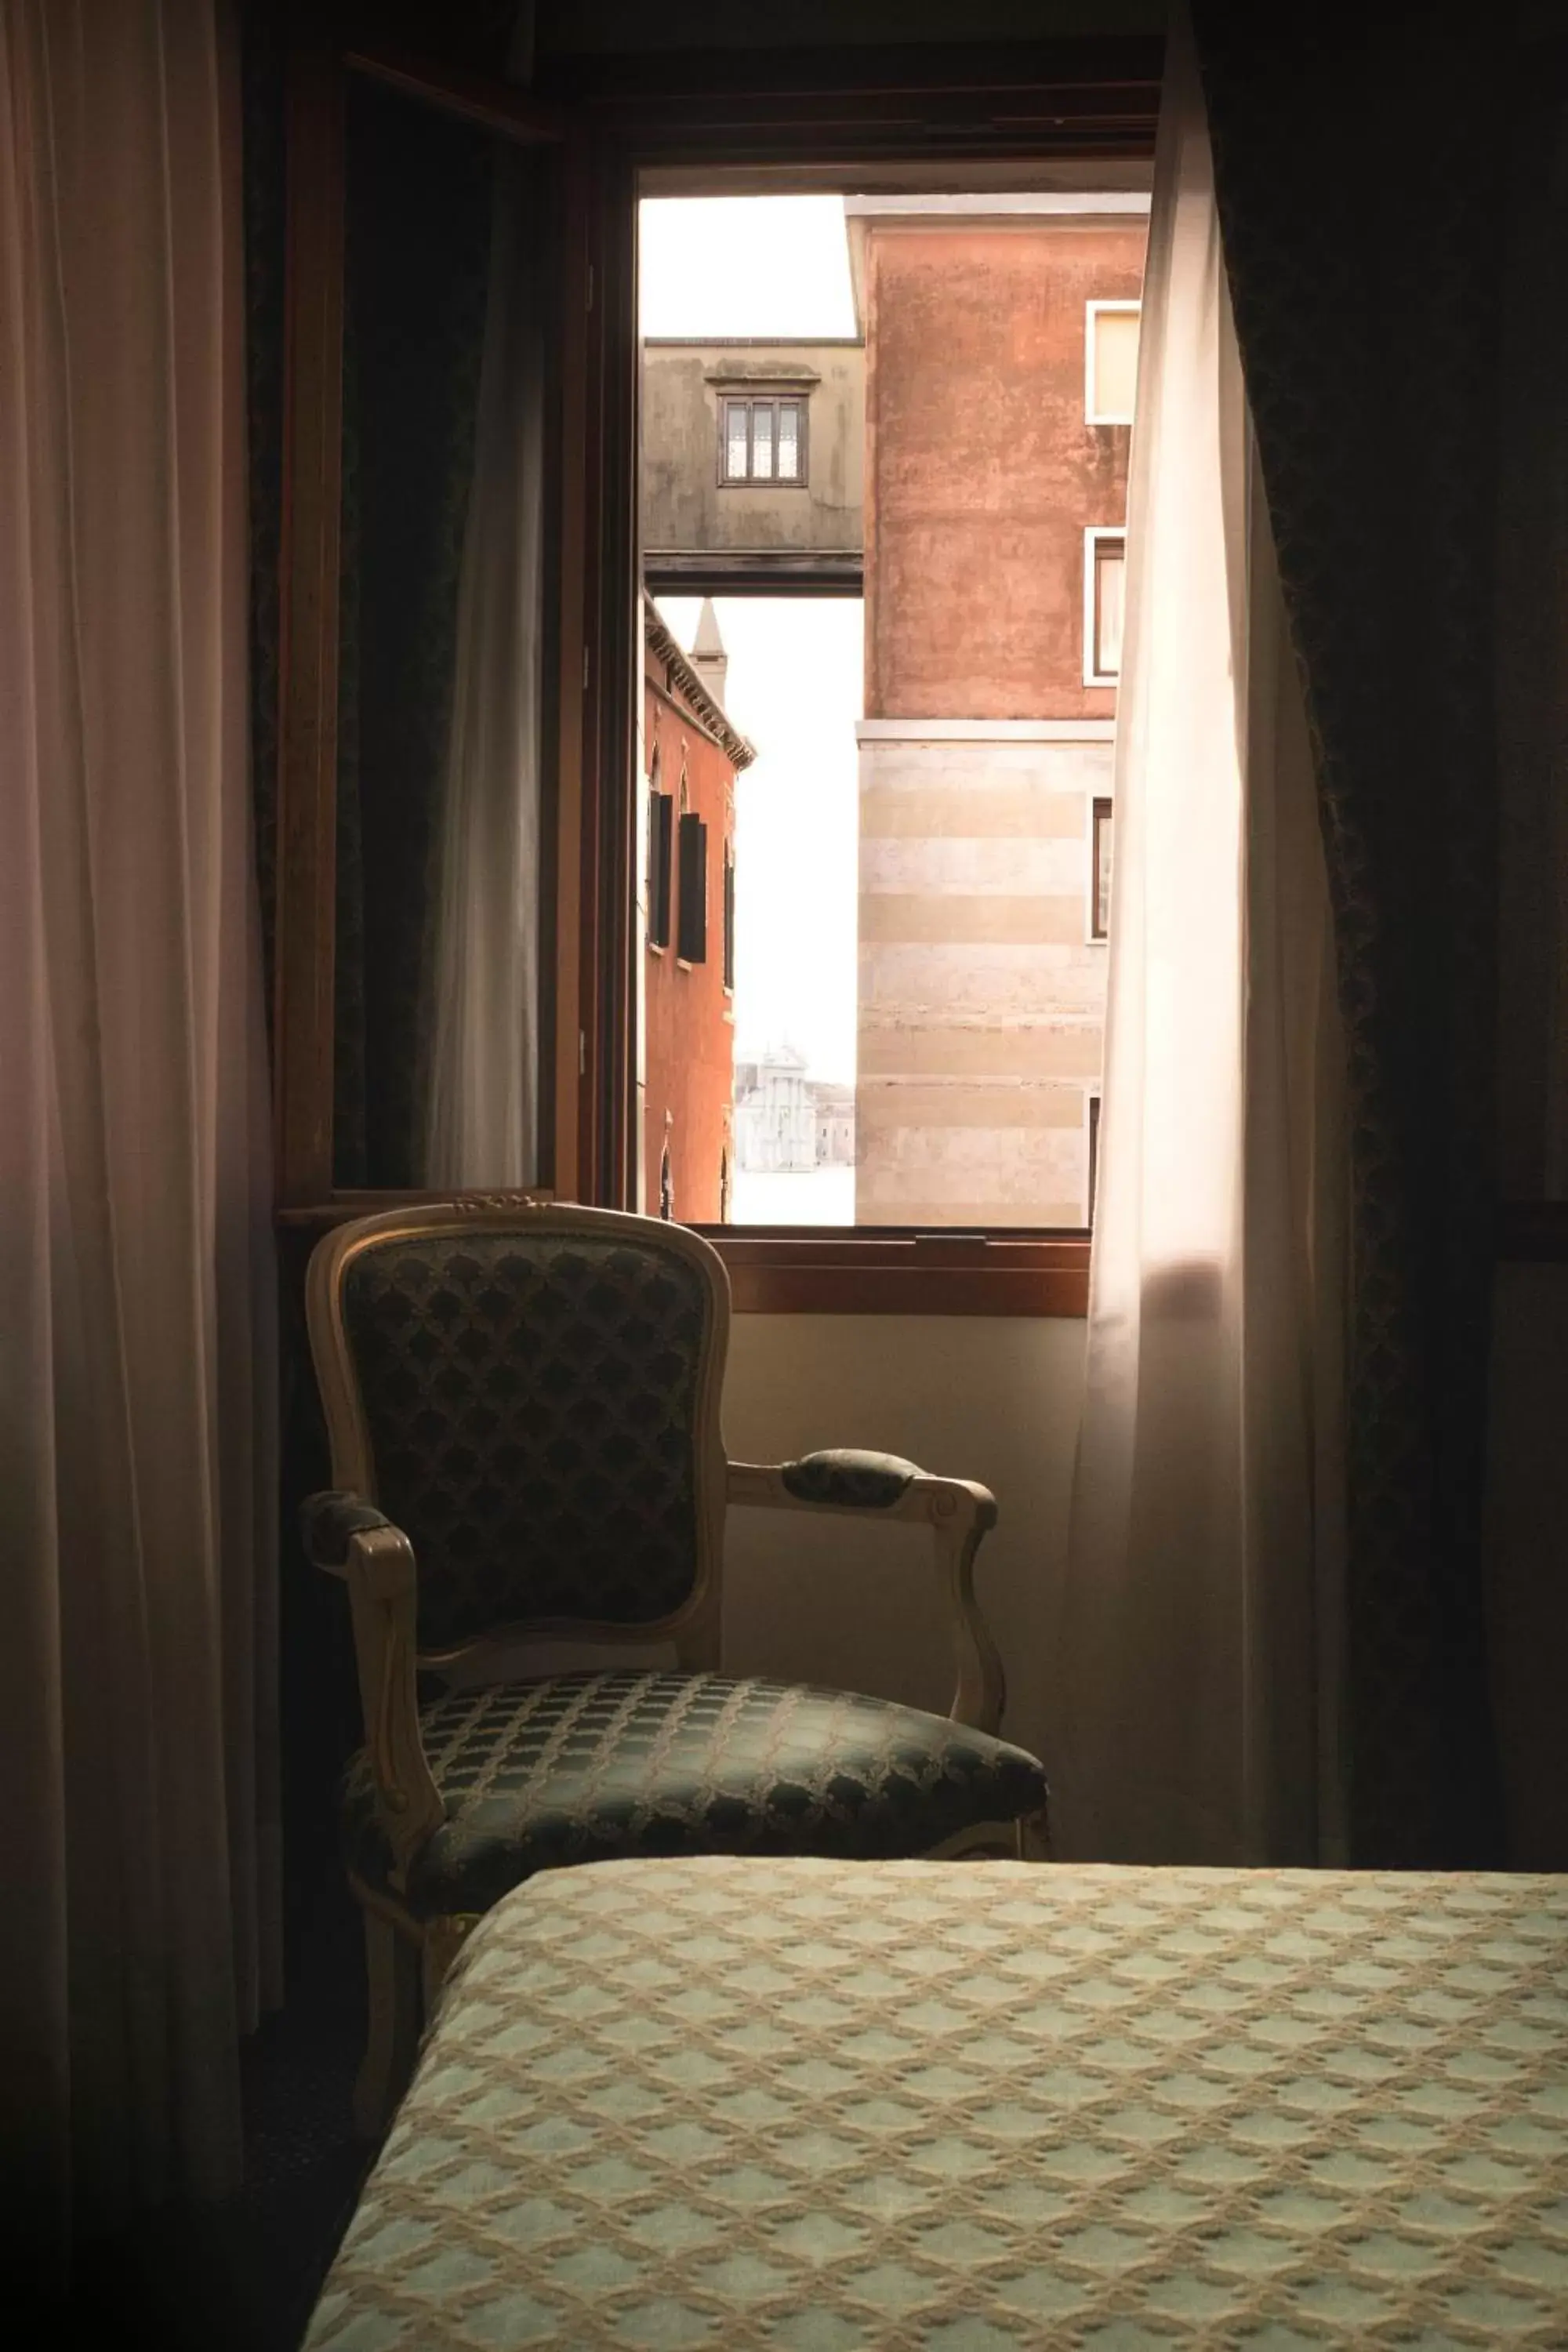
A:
343;1668;1046;1918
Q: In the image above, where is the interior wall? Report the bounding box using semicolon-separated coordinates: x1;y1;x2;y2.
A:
720;1314;1083;1769
717;1276;1568;1872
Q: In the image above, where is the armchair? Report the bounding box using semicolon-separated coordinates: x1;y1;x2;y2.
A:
302;1198;1047;2134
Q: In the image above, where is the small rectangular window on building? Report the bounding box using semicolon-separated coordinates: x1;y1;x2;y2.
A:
648;789;673;948
719;396;807;485
1087;1093;1102;1225
1084;528;1126;684
722;845;735;992
677;811;708;963
1091;797;1113;941
1086;300;1141;424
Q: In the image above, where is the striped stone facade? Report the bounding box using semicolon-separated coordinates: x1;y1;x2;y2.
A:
856;720;1111;1226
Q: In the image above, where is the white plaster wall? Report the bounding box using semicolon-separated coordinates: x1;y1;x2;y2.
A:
717;1276;1568;1861
720;1313;1085;1768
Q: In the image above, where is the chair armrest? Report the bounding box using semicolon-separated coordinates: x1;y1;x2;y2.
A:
727;1455;1004;1735
300;1488;394;1574
729;1451;997;1526
785;1448;926;1510
302;1493;442;1872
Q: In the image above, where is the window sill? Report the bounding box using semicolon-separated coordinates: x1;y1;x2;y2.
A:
694;1227;1091;1315
271;1203;1083;1311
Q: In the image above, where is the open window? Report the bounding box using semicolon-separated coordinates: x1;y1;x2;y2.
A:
269;28;1162;1308
271;28;639;1215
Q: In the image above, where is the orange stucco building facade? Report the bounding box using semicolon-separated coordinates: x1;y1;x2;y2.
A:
851;194;1147;1225
639;598;752;1225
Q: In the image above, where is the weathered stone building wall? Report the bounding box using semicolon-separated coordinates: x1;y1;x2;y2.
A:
641;338;864;583
853;199;1146;1225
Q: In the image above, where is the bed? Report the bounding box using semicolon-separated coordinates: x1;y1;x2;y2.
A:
304;1857;1568;2348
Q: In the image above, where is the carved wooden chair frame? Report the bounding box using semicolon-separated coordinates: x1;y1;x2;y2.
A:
303;1195;1045;2134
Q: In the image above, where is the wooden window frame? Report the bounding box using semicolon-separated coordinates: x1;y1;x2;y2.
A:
718;394;809;486
269;26;1167;1308
1085;296;1141;425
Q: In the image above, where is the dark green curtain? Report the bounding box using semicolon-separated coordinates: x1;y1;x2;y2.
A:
334;78;497;1187
1191;5;1513;1864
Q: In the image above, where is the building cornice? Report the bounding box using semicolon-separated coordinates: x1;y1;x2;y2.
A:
644;593;755;771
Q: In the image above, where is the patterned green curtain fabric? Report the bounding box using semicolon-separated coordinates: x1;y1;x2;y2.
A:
334;78;495;1187
1190;7;1512;1863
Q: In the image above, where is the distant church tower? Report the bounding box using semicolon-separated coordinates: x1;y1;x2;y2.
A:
689;596;728;710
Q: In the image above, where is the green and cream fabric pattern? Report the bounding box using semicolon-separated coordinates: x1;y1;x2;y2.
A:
339;1232;710;1646
307;1857;1568;2348
342;1671;1045;1918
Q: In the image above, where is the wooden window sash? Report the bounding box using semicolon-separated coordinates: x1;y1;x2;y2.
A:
272;32;630;1211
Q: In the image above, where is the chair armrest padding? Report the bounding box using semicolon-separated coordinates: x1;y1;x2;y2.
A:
302;1489;394;1570
779;1450;924;1509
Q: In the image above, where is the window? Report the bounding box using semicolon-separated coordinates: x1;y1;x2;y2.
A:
677;811;708;963
1085;528;1126;684
1087;1093;1102;1223
269;31;1155;1315
722;843;735;992
1091;797;1113;941
1086;299;1141;425
720;396;807;484
648;776;673;948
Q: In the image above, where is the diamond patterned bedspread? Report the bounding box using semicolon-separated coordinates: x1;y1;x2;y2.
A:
305;1858;1568;2349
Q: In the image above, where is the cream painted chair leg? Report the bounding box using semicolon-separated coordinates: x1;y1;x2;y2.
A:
1016;1804;1053;1862
355;1906;420;2142
422;1911;480;2017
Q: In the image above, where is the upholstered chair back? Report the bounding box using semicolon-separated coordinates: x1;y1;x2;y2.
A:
307;1203;731;1659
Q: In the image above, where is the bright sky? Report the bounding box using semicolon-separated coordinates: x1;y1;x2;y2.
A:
659;594;862;1085
640;196;858;340
644;195;862;1086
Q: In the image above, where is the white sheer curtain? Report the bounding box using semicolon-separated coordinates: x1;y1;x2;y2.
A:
1052;9;1348;1865
423;147;546;1189
0;0;278;2261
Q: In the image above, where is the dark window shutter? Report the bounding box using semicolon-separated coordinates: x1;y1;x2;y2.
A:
649;792;673;946
723;849;735;989
677;813;707;963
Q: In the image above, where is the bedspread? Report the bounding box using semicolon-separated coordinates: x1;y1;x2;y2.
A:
305;1857;1568;2348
